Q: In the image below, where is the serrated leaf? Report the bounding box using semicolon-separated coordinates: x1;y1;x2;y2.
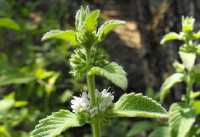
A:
126;121;155;137
97;20;125;41
0;18;20;30
160;32;181;44
89;62;127;90
149;126;170;137
169;103;195;137
31;110;84;137
85;10;100;32
179;51;196;70
42;30;78;46
113;93;167;119
160;73;184;102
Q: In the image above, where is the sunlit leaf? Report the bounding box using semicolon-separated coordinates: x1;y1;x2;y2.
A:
0;99;14;113
179;51;196;70
97;20;125;41
113;93;167;118
193;31;200;39
89;62;127;90
192;101;200;114
160;32;181;44
85;10;100;32
182;16;195;33
160;73;184;102
75;5;90;31
0;18;20;30
42;30;78;46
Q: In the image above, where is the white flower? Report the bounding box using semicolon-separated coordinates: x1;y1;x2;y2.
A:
98;88;114;112
71;92;89;113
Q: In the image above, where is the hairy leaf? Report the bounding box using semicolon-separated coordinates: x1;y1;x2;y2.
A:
89;62;127;90
169;103;195;137
113;93;167;119
149;126;170;137
75;5;90;31
85;10;100;32
97;20;125;41
160;73;184;102
31;110;84;137
42;30;78;46
179;51;196;70
0;18;20;30
160;32;181;44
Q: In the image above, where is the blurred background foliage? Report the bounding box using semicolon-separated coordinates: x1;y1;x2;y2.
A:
0;0;199;137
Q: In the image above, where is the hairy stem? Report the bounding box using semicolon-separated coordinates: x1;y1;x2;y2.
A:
87;74;101;137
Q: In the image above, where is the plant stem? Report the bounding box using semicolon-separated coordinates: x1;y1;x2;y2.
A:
87;74;101;137
186;74;193;105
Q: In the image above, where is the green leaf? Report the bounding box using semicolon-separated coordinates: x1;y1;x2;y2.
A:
173;61;185;73
89;62;127;90
113;93;167;119
160;32;181;44
188;125;200;137
0;18;20;30
41;30;78;46
160;73;184;102
75;5;90;31
190;91;200;99
190;65;200;82
0;99;14;113
0;74;34;86
193;31;200;39
182;16;195;33
179;51;196;70
31;110;84;137
149;126;170;137
97;20;125;41
192;101;200;114
169;103;195;137
84;10;100;32
126;121;155;137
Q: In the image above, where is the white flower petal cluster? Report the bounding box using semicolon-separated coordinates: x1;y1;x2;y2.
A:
71;92;89;113
98;89;114;112
70;89;114;115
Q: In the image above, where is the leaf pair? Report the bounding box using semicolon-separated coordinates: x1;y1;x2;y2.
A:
31;93;167;137
42;6;124;47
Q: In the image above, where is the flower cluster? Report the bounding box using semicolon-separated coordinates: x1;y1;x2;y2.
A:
70;89;114;115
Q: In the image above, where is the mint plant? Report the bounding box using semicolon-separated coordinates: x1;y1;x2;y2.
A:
31;5;167;137
159;17;200;137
